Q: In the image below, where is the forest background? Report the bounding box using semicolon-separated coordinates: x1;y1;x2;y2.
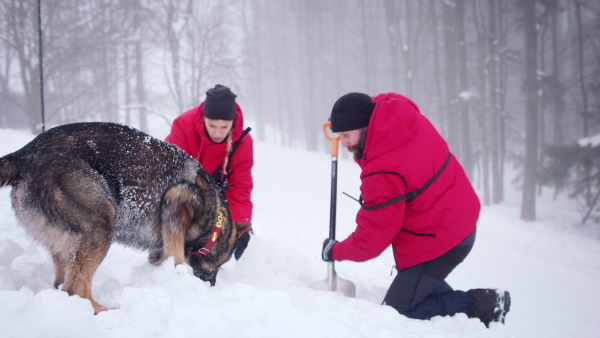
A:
0;0;599;226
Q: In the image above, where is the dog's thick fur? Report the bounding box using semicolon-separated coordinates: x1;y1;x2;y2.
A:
0;122;249;313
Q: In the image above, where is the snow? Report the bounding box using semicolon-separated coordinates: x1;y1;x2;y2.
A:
1;127;600;338
578;133;600;147
459;90;474;101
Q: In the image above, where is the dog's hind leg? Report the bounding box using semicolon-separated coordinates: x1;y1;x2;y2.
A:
61;239;112;314
50;176;116;314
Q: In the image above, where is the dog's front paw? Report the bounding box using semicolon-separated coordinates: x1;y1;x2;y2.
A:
147;249;163;265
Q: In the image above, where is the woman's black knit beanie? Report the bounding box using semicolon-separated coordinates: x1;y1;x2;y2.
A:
203;84;237;120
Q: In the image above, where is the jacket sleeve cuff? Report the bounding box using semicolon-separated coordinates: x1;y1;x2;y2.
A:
332;242;343;261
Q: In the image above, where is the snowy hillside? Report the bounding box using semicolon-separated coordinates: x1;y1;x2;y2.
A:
1;127;599;338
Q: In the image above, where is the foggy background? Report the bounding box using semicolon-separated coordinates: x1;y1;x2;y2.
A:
0;0;599;226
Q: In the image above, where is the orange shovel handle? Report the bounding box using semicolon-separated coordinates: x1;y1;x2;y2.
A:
322;121;340;157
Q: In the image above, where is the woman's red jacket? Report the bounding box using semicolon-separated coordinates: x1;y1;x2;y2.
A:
165;102;253;224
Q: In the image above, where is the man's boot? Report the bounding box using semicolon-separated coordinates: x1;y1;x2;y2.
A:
467;288;511;327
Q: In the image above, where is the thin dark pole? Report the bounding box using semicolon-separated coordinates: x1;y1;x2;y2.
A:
37;0;45;132
329;156;338;239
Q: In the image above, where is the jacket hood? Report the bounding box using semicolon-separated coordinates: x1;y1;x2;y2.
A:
362;93;422;162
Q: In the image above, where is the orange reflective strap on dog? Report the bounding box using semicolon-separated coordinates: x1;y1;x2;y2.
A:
188;210;224;256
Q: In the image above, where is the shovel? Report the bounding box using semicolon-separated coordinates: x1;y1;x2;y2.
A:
310;121;356;298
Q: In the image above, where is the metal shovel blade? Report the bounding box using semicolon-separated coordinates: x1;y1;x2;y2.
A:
310;261;356;298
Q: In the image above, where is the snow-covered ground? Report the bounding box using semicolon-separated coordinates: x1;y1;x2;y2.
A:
1;126;599;338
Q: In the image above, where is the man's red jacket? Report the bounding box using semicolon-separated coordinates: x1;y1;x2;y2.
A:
332;93;480;270
165;102;253;224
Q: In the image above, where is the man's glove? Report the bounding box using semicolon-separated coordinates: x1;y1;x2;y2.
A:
322;238;338;262
234;231;251;260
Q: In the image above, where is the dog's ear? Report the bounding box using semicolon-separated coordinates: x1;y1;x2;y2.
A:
233;222;252;239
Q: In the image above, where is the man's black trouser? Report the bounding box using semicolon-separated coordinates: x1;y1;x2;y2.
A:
383;228;476;320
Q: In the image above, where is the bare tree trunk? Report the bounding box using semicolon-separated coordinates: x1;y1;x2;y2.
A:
276;3;292;146
403;1;413;97
442;1;459;155
488;0;503;204
298;0;319;151
165;0;185;114
573;0;593;207
497;1;510;203
135;40;148;133
332;1;343;95
521;0;539;222
249;0;266;143
472;0;489;205
384;0;401;92
124;43;131;126
456;0;473;179
0;50;11;128
429;0;445;132
359;0;373;92
100;5;111;122
574;0;590;138
550;3;564;146
4;0;41;133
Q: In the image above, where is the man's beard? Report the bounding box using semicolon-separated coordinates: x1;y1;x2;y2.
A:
348;144;363;161
347;128;367;161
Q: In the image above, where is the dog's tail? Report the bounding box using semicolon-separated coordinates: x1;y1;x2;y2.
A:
0;155;19;187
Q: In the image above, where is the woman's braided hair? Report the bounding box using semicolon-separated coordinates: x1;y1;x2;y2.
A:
222;127;234;176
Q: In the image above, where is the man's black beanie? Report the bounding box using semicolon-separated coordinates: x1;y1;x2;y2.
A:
203;84;237;120
330;92;375;132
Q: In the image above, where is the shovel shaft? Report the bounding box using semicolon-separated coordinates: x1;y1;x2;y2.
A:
313;121;355;298
323;121;340;240
329;157;338;240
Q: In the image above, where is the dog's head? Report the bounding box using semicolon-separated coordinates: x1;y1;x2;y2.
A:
186;219;251;286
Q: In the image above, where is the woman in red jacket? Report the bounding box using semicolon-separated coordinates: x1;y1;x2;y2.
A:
166;84;253;260
321;92;510;327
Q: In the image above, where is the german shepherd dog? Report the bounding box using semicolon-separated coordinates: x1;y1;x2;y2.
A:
0;122;249;314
